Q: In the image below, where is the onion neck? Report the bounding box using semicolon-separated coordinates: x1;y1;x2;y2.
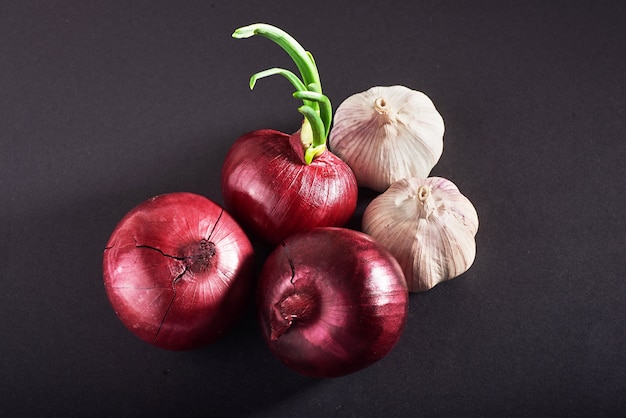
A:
270;291;317;340
182;239;216;274
290;118;327;164
233;23;332;164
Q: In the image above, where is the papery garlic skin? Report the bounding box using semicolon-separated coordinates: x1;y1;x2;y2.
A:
329;85;445;192
362;177;478;292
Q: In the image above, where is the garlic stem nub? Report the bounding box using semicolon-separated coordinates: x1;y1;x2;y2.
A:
417;185;430;201
416;185;436;220
374;97;395;125
374;97;390;115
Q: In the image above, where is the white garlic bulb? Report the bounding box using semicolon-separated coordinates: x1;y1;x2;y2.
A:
329;85;445;192
362;177;478;292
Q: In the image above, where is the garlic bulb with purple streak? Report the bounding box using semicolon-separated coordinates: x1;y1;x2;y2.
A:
329;85;445;192
362;177;478;292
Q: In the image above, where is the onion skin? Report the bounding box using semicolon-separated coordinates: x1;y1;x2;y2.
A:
257;227;408;378
103;192;255;351
221;129;358;245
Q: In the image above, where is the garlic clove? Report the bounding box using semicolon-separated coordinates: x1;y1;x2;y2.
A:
362;177;478;292
329;85;445;192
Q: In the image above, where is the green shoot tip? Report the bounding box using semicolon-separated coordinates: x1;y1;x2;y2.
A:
232;25;259;39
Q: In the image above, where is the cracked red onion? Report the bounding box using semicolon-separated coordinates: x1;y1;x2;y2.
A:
257;227;409;378
103;192;255;351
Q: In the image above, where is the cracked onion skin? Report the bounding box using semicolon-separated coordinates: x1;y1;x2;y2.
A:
221;129;358;245
257;227;408;378
102;192;255;351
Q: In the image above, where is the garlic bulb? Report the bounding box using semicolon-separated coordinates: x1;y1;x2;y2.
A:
362;177;478;292
329;85;445;192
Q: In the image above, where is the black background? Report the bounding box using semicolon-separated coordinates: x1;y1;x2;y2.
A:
1;1;625;416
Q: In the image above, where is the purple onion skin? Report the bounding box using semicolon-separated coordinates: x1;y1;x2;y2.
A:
103;192;255;351
257;227;409;378
221;129;358;246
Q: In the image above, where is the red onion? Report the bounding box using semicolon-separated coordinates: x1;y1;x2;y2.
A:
223;24;358;245
222;129;357;245
102;192;255;351
257;227;409;378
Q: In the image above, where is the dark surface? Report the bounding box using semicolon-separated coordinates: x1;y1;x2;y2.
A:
1;1;624;416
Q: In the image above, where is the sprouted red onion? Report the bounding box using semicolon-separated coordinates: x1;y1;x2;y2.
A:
221;24;358;245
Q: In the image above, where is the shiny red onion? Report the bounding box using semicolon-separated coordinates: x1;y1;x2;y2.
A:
257;227;409;378
221;129;358;245
103;192;255;351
